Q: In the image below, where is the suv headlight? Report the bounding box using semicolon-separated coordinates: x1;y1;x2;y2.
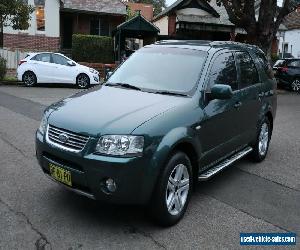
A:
95;135;144;156
38;115;48;134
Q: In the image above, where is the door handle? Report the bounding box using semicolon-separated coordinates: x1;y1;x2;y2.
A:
234;101;242;108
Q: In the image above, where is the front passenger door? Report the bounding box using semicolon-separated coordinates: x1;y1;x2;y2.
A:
199;52;242;167
52;54;76;84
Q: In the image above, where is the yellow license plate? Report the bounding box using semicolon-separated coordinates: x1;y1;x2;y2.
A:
49;163;72;187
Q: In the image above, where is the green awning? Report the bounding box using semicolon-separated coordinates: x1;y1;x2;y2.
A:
113;14;160;38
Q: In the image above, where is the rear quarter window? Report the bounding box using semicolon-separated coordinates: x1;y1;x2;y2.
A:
256;53;274;80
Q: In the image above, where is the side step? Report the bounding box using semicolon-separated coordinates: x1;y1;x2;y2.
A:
198;147;253;181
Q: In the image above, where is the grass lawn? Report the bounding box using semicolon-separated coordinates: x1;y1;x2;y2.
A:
3;76;18;82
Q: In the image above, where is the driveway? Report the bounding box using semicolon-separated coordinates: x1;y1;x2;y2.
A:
0;85;299;249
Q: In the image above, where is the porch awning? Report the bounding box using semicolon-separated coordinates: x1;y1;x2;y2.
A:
113;14;160;38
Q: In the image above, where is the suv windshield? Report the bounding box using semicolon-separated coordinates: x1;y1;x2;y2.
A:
107;47;207;95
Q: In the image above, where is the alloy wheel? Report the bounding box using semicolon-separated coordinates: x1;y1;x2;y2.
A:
291;79;300;92
23;73;35;86
77;75;89;88
166;164;190;216
258;122;269;156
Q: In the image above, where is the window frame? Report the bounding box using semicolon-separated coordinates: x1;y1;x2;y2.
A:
31;53;52;63
90;18;110;36
234;51;260;90
51;53;70;66
205;51;239;93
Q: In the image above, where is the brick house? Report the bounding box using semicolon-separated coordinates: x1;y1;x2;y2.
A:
124;1;154;21
2;0;126;52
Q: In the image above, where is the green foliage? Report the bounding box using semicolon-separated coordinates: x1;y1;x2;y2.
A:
72;34;114;63
0;57;7;80
0;0;34;30
126;6;139;20
130;0;166;16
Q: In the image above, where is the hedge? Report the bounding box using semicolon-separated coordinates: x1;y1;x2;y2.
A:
0;57;7;80
72;34;114;63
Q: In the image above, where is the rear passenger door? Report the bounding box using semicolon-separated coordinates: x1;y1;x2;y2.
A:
31;53;56;83
234;51;262;145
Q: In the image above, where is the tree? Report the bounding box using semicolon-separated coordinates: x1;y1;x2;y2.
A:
0;0;34;46
210;0;300;57
130;0;166;16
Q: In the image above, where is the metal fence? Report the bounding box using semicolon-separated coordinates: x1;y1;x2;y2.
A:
0;48;28;69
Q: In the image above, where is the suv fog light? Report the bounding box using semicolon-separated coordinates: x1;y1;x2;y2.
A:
105;178;117;193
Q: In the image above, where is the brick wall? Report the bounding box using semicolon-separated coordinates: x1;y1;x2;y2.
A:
4;33;60;51
168;14;177;37
79;62;117;77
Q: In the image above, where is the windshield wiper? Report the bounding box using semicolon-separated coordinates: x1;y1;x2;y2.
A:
154;91;188;97
106;82;141;91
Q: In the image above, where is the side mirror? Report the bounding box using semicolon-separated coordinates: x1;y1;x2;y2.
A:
67;61;76;66
208;84;233;100
106;71;113;80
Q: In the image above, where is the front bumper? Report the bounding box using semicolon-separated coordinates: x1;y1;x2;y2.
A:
35;131;156;205
89;73;100;85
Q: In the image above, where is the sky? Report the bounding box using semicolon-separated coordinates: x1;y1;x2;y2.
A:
166;0;284;7
166;0;176;7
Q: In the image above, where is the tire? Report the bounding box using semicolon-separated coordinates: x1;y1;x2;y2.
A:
22;71;37;87
251;117;271;162
76;74;90;89
148;151;193;227
291;78;300;92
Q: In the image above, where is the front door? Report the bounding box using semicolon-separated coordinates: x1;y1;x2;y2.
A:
51;54;76;84
199;52;242;167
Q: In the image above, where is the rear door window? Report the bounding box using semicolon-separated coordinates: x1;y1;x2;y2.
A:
235;52;259;88
208;52;238;91
31;53;51;63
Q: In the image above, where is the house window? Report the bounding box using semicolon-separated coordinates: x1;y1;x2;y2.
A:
35;0;45;31
90;19;110;36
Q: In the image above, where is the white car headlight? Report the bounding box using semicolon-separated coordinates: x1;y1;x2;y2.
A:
89;68;98;74
95;135;144;156
38;115;48;134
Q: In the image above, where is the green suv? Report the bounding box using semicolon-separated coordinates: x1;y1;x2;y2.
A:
36;41;277;226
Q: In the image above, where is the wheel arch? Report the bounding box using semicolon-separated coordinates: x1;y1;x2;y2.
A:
76;72;90;81
265;111;273;135
171;141;200;189
150;127;202;191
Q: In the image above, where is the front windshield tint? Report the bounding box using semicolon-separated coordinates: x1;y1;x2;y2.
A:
107;47;207;95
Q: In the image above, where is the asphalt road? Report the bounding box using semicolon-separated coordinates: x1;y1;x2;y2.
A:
0;85;299;250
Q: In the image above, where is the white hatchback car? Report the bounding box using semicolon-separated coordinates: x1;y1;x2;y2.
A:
17;52;100;88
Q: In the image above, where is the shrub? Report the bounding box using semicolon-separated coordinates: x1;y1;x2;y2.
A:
72;34;114;63
0;57;7;80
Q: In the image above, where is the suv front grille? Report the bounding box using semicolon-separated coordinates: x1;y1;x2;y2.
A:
47;125;89;152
